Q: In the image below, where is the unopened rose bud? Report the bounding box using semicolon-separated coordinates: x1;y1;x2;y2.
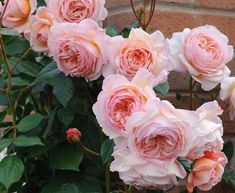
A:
66;128;81;143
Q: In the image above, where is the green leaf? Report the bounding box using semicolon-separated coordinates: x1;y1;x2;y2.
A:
106;25;119;37
55;184;79;193
36;62;60;82
49;144;83;171
0;155;24;190
57;108;75;126
13;135;44;147
110;191;119;193
154;81;169;96
0;111;6;123
0;28;22;37
100;139;114;164
42;106;59;139
15;60;41;77
223;141;234;165
12;76;32;86
121;21;140;38
17;113;44;132
4;36;29;56
177;157;192;172
0;138;13;152
53;75;75;107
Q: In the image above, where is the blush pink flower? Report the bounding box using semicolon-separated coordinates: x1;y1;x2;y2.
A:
103;28;173;85
187;101;224;160
126;99;199;168
25;7;56;52
92;68;156;139
187;151;227;193
110;147;186;190
220;77;235;120
1;0;37;33
169;25;234;91
48;19;108;80
46;0;107;25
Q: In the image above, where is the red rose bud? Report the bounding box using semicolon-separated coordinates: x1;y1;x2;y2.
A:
66;128;81;143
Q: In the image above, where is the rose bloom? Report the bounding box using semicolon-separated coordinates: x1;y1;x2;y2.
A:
187;101;224;160
126;98;199;168
0;0;37;33
220;77;235;120
46;0;107;25
187;151;227;193
25;7;56;53
48;19;108;80
169;25;234;91
102;28;173;84
110;147;186;190
92;68;156;139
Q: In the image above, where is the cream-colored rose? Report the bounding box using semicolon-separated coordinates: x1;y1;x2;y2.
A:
103;28;173;84
26;7;56;53
46;0;107;25
169;25;234;91
220;77;235;120
1;0;37;33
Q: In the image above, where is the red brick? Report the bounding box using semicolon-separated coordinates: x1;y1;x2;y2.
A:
196;0;235;10
106;0;136;9
107;7;235;45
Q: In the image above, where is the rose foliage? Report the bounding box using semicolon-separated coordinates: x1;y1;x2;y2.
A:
0;0;234;193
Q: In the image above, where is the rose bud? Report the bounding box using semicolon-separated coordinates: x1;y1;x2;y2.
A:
66;128;81;143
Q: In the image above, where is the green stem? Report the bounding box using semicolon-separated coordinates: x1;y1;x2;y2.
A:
79;142;101;157
10;47;32;73
105;163;111;193
189;77;194;110
127;186;133;193
0;34;17;142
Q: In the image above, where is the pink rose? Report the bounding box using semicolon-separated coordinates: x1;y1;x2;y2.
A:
187;151;227;193
46;0;107;25
126;99;199;168
103;28;173;84
187;101;224;160
110;147;186;190
1;0;37;33
48;19;108;80
169;25;234;91
92;68;156;139
220;77;235;120
26;7;56;52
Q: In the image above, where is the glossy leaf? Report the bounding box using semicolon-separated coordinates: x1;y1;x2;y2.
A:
101;139;114;164
0;155;24;190
49;145;83;171
154;81;169;96
17;113;44;132
13;135;44;147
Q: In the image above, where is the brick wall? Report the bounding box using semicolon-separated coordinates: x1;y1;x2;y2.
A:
106;1;235;193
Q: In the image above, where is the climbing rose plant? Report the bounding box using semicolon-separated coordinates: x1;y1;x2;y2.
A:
0;0;234;193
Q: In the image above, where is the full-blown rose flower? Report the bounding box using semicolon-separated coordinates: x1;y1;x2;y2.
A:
1;0;37;33
126;99;199;167
110;147;186;190
187;101;224;160
220;77;235;120
187;151;227;193
26;7;56;52
48;19;108;80
46;0;107;25
92;68;156;139
103;28;173;84
169;25;234;91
